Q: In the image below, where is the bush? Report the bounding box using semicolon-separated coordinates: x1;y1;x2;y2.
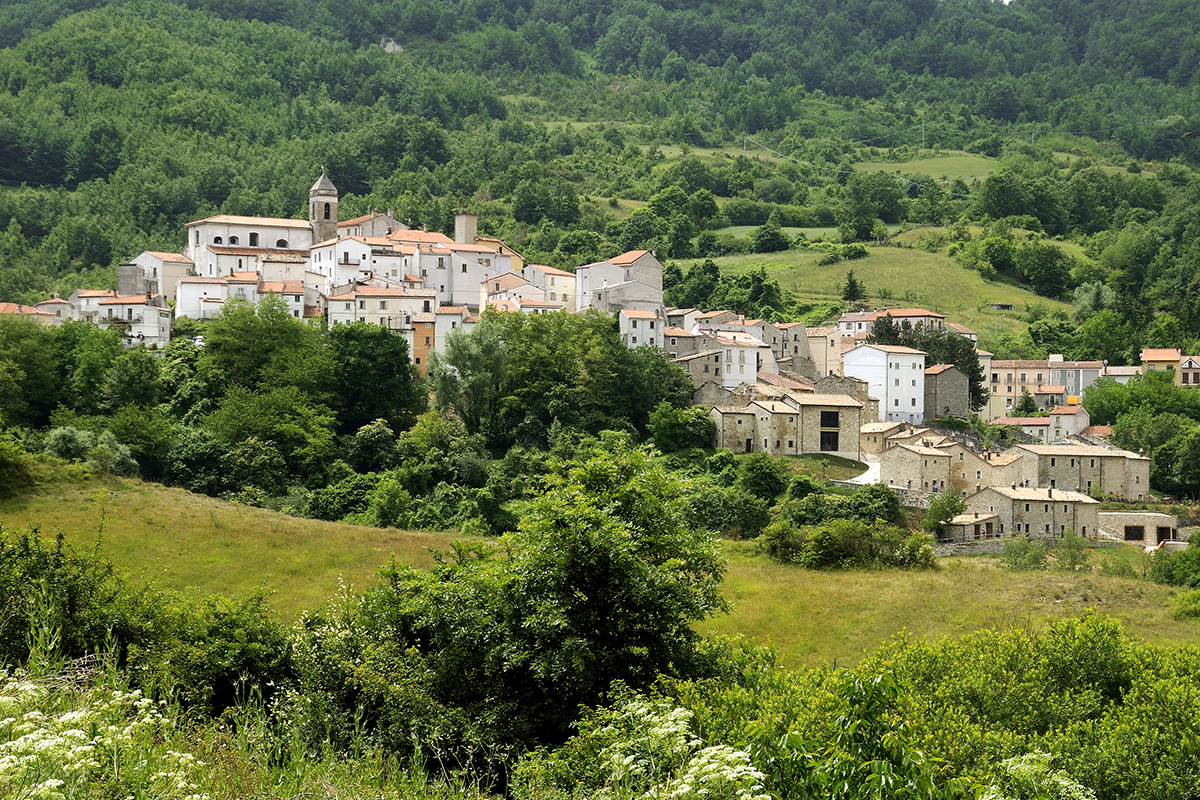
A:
682;482;770;539
1000;536;1050;571
757;518;938;569
1052;532;1093;573
1147;546;1200;588
1171;590;1200;620
0;438;31;498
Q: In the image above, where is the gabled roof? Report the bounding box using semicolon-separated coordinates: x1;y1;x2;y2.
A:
946;321;976;335
610;249;651;265
1017;443;1146;459
847;343;926;355
527;263;575;277
258;281;304;294
436;306;469;315
673;349;723;363
712;405;755;415
0;302;54;317
75;289;118;298
1141;348;1181;361
621;309;661;319
925;364;960;375
787;392;862;408
387;229;455;245
869;308;944;320
663;326;694;337
757;372;814;391
982;486;1098;503
36;298;72;306
145;251;193;263
993;416;1051;427
188;214;312;229
1051;405;1083;415
451;242;502;254
1033;385;1066;393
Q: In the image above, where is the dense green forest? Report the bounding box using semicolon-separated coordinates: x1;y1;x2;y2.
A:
3;0;1200;353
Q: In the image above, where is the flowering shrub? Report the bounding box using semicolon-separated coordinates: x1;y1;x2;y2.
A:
514;695;770;800
0;669;208;800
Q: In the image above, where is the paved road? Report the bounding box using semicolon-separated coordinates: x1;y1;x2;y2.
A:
846;453;880;485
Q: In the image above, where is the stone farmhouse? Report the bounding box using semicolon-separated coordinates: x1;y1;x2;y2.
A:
711;391;862;460
961;486;1100;540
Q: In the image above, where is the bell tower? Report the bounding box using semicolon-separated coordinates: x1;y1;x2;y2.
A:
309;168;339;245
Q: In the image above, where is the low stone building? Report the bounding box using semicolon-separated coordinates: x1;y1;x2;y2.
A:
860;421;910;456
944;511;1003;543
1097;511;1181;546
964;486;1100;540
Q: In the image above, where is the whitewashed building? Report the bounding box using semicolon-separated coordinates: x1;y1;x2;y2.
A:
843;343;927;423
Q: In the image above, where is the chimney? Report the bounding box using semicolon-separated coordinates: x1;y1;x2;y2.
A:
1011;483;1016;490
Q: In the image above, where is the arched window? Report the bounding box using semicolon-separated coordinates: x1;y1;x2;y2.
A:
213;236;223;244
229;235;239;245
276;239;288;248
237;258;243;269
323;202;331;220
249;232;259;247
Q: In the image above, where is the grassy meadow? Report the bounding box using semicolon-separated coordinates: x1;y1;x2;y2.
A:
5;459;1198;669
677;245;1071;340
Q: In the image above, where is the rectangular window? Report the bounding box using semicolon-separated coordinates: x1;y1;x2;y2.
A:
379;300;387;310
358;300;365;309
820;430;839;452
821;410;839;427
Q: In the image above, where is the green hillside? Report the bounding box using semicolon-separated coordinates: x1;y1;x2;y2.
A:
4;461;1196;669
678;245;1069;346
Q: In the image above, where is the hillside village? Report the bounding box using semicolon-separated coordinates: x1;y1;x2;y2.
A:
1;171;1187;552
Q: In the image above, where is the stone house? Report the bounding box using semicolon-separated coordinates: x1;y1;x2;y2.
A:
1012;443;1151;501
881;443;954;492
710;392;862;459
992;416;1051;440
860;421;910;456
924;364;969;420
964;486;1100;540
943;511;1002;542
673;350;725;389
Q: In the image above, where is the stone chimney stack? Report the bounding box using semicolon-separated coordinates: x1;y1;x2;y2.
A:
455;213;478;245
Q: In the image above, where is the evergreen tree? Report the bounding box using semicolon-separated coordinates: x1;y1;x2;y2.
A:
842;269;866;304
1014;388;1039;416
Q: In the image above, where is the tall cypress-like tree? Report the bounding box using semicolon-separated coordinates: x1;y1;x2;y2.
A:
842;269;866;304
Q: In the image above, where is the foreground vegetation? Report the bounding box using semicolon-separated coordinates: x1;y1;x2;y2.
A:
5;448;1200;799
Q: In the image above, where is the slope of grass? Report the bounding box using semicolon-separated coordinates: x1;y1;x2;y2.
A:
708;541;1200;668
0;460;452;620
853;151;1000;182
4;461;1195;669
678;246;1071;337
